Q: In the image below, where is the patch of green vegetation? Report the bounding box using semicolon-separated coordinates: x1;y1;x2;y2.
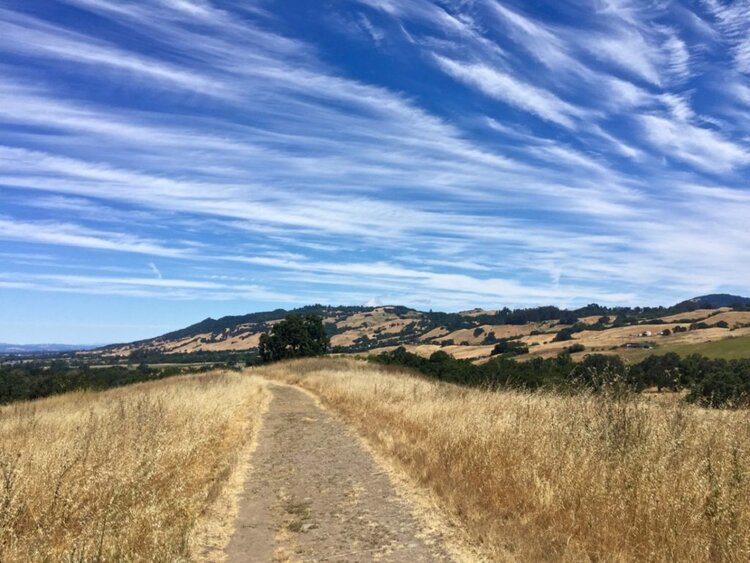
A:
490;339;529;357
0;361;220;405
642;335;750;361
259;314;329;362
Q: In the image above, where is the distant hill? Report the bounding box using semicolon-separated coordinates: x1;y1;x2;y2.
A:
0;343;98;354
672;294;750;313
156;305;370;342
87;294;750;362
97;305;435;357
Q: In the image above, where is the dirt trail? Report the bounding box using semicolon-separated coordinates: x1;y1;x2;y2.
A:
225;384;454;562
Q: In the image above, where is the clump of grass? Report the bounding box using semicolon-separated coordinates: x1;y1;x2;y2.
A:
265;358;750;562
0;371;265;562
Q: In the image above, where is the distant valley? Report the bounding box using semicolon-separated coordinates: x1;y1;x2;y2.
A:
0;343;99;354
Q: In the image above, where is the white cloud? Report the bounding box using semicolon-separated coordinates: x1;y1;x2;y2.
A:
0;218;193;258
434;55;585;128
730;80;750;106
0;272;294;302
148;262;163;279
0;0;748;317
486;1;574;70
605;77;653;109
659;93;695;121
639;114;748;172
663;33;691;81
701;0;750;74
585;29;662;85
0;9;231;97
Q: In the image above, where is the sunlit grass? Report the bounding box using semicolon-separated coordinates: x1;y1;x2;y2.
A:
264;358;750;562
0;371;266;562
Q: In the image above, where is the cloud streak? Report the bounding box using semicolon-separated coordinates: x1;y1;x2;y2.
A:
434;55;586;128
0;0;748;343
0;218;195;258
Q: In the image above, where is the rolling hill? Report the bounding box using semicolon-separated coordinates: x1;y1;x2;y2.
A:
671;293;750;312
86;294;750;362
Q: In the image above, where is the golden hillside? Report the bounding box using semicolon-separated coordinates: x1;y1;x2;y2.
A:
89;297;750;363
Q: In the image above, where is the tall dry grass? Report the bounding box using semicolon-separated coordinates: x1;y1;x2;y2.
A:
0;370;266;562
265;358;750;562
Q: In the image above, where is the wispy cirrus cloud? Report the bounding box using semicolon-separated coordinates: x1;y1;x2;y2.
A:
0;9;232;97
148;262;163;279
0;0;749;343
701;0;750;73
584;29;663;85
0;217;195;258
0;271;293;301
434;55;587;128
639;115;749;173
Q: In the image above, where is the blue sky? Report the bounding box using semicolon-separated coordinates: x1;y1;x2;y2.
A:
1;0;749;344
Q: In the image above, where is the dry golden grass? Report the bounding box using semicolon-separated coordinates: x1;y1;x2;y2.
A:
0;371;266;562
705;311;750;328
360;343;496;362
441;324;537;346
659;309;730;323
264;358;750;562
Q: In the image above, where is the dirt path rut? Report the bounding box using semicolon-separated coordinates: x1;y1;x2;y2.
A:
225;384;454;562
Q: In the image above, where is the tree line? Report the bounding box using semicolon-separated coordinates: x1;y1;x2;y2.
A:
0;362;220;405
372;347;750;408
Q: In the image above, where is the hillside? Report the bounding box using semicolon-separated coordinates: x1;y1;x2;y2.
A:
96;304;446;357
90;294;750;362
671;293;750;312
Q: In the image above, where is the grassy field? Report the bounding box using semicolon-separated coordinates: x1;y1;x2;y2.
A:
264;358;750;562
655;334;750;360
0;370;267;562
617;334;750;362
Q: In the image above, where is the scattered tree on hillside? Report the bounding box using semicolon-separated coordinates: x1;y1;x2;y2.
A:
483;331;498;344
259;314;329;363
491;339;529;357
553;328;575;342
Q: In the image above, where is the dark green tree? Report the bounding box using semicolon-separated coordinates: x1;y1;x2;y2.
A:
553;327;575;342
571;354;628;393
490;339;529;357
258;314;329;363
631;352;682;392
